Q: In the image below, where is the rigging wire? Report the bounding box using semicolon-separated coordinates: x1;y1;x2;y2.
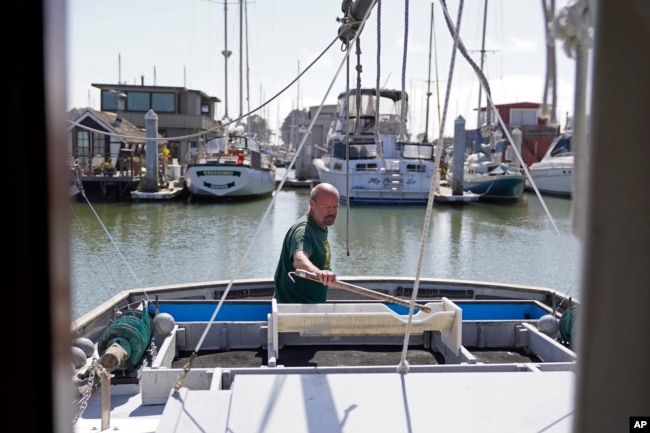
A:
432;3;443;135
69;167;146;327
397;0;409;143
67;33;342;145
423;3;434;143
553;0;592;242
396;0;418;374
398;0;466;375
72;169;142;292
373;0;383;158
541;0;558;124
173;3;379;392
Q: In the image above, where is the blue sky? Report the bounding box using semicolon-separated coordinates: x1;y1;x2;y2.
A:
67;0;579;140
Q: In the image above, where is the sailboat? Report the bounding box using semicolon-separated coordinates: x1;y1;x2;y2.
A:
31;1;649;432
182;0;275;201
446;133;528;200
445;1;527;201
183;125;276;200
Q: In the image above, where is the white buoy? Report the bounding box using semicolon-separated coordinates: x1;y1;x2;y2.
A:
153;312;175;336
537;314;560;337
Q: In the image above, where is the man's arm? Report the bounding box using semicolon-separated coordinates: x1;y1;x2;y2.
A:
292;250;337;286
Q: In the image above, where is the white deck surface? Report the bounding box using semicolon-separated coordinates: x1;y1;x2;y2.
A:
75;370;576;433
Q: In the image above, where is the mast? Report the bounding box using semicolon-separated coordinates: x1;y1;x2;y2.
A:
476;0;488;129
222;1;231;120
245;0;251;118
423;3;434;143
238;0;243;122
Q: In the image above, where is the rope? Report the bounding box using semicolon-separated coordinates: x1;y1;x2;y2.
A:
540;0;558;124
174;0;379;392
397;0;410;143
553;0;592;242
554;0;592;59
396;0;413;374
345;48;352;253
374;0;383;158
432;0;464;194
404;2;466;367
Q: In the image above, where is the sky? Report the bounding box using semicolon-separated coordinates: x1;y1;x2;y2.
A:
67;0;579;141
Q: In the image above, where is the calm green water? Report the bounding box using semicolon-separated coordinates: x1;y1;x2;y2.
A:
70;189;582;320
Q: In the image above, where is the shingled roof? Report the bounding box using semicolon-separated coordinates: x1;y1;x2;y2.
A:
68;108;168;145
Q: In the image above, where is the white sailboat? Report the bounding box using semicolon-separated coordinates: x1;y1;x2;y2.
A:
445;0;527;201
183;125;276;200
183;0;275;201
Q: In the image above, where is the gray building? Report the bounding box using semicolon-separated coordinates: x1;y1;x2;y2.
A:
91;83;222;165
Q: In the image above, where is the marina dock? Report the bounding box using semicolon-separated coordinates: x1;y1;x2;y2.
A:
131;180;184;201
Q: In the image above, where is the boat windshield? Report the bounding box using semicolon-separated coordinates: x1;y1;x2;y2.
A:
549;134;572;157
340;93;403;119
231;136;261;152
206;137;228;154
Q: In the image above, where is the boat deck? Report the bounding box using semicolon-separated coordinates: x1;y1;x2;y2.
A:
73;297;577;433
74;366;575;433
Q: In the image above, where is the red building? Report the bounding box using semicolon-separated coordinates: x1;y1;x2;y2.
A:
478;102;561;167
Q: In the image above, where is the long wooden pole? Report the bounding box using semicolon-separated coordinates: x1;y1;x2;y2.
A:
291;270;432;313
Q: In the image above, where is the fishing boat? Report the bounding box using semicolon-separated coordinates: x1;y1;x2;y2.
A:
71;3;577;430
70;274;578;432
526;132;573;197
312;88;438;205
29;1;649;433
182;125;276;200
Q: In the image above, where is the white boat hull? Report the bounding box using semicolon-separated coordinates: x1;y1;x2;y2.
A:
184;163;276;198
313;156;434;205
526;132;573;197
527;156;573;197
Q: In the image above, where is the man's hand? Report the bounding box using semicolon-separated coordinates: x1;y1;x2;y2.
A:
313;269;337;287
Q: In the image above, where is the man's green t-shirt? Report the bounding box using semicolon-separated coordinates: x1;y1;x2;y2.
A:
274;214;331;303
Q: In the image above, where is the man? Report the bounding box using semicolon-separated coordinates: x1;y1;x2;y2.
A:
274;183;339;303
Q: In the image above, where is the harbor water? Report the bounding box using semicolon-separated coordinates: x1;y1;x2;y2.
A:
70;185;582;321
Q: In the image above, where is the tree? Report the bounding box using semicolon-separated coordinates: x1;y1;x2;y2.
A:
246;114;271;143
280;109;308;149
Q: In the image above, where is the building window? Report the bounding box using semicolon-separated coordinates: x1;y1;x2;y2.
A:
126;92;150;112
74;130;91;172
152;93;175;113
101;91;119;111
509;109;538;126
201;103;210;113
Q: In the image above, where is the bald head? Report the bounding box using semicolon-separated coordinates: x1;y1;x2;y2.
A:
308;183;340;229
310;183;340;201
